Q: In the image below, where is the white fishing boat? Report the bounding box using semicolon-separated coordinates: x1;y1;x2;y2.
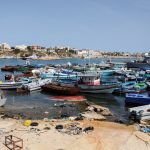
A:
78;73;118;93
0;91;7;107
0;81;23;90
0;78;31;90
23;78;52;92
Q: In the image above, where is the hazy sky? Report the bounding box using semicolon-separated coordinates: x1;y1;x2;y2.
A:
0;0;150;52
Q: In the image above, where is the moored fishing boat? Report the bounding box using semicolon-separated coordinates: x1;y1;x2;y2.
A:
22;78;52;92
1;66;16;72
113;88;143;95
0;78;31;90
127;53;150;69
100;70;115;76
113;81;147;95
0;81;23;90
78;73;119;93
125;93;150;106
122;81;136;89
41;83;80;95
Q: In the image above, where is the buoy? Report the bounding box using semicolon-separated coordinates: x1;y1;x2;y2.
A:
24;120;32;127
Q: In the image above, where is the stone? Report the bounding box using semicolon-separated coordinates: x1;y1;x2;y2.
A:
43;118;49;122
81;112;106;121
69;116;76;121
86;104;112;116
86;106;94;111
101;109;112;116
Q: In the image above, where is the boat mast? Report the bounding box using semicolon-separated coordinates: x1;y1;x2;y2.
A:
88;50;91;66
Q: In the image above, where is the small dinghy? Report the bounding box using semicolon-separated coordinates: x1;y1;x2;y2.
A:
49;96;86;101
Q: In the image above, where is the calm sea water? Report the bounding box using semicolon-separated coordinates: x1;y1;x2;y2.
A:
0;58;134;120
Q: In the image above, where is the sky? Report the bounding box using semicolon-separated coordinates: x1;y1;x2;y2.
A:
0;0;150;52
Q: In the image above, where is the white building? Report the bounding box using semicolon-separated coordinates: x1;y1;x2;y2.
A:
0;43;11;50
77;50;102;58
77;50;89;57
15;45;27;50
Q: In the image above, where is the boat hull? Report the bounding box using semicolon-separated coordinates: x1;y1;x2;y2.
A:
42;84;80;95
0;82;23;90
127;62;150;69
125;93;150;106
79;84;118;93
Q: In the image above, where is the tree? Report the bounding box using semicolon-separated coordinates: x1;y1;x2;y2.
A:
14;48;20;55
27;46;33;56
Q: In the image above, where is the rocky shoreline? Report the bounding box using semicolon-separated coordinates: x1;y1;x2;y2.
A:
0;103;150;150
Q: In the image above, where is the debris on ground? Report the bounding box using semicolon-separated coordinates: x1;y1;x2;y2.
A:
55;123;94;135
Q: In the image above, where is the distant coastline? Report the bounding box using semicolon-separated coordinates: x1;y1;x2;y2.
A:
0;55;142;61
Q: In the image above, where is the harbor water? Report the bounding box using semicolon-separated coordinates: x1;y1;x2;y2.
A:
0;58;133;120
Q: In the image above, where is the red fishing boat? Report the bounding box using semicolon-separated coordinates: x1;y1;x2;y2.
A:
41;83;80;95
1;66;16;72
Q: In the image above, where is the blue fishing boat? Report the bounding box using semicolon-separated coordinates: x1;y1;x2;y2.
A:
113;88;142;95
125;93;150;106
41;72;79;80
122;81;136;89
100;70;115;76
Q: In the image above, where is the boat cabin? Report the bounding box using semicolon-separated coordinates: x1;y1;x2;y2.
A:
79;74;100;85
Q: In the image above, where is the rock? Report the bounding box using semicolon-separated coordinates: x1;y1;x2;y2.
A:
69;116;76;121
101;109;112;116
81;112;106;121
43;118;49;122
86;104;112;116
91;104;109;111
75;115;84;121
51;119;58;122
86;106;94;111
140;120;147;125
44;127;50;130
140;120;150;126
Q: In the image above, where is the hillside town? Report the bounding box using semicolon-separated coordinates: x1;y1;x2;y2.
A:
0;42;143;60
